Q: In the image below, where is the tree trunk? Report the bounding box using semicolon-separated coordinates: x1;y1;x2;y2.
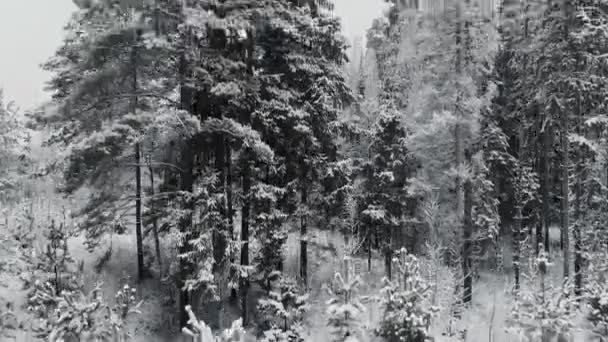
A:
213;131;227;272
178;139;193;329
384;234;392;281
513;205;522;291
131;28;144;282
177;28;194;328
148;164;162;279
240;155;250;325
463;149;473;304
560;102;570;279
542;123;551;253
300;180;308;288
574;92;583;296
368;230;372;272
454;0;464;219
561;0;572;280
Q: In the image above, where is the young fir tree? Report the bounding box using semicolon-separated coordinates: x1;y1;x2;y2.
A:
506;245;578;342
257;276;309;342
376;248;436;342
325;257;366;342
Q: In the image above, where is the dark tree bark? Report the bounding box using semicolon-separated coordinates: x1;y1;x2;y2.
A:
213;130;227;272
513;204;522;291
177;139;194;329
300;180;308;288
131;28;144;282
560;101;570;279
384;224;392;280
240;155;251;324
561;0;572;279
542;124;551;253
148;164;162;279
574;92;583;296
463;149;473;304
177;27;194;327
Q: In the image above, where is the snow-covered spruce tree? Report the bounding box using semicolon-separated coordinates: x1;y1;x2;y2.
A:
325;257;366;342
359;107;416;280
256;276;309;342
506;245;578;342
249;0;353;290
376;248;436;342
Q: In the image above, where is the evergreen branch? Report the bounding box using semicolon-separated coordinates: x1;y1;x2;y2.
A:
73;93;179;115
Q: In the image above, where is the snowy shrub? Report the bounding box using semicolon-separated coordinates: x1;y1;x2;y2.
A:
29;281;141;341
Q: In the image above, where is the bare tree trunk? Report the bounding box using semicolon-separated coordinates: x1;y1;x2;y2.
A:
148;164;162;279
384;233;392;281
240;155;250;325
574;92;583;297
513;205;522;291
463;149;473;304
131;27;144;282
454;0;463;219
542;123;551;253
300;179;308;288
561;0;572;280
560;97;570;279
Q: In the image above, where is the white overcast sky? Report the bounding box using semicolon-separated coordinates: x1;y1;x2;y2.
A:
0;0;387;110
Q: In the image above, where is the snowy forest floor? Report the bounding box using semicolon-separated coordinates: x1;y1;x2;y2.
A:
1;198;600;342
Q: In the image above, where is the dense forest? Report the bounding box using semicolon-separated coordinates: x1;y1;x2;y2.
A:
2;0;608;341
